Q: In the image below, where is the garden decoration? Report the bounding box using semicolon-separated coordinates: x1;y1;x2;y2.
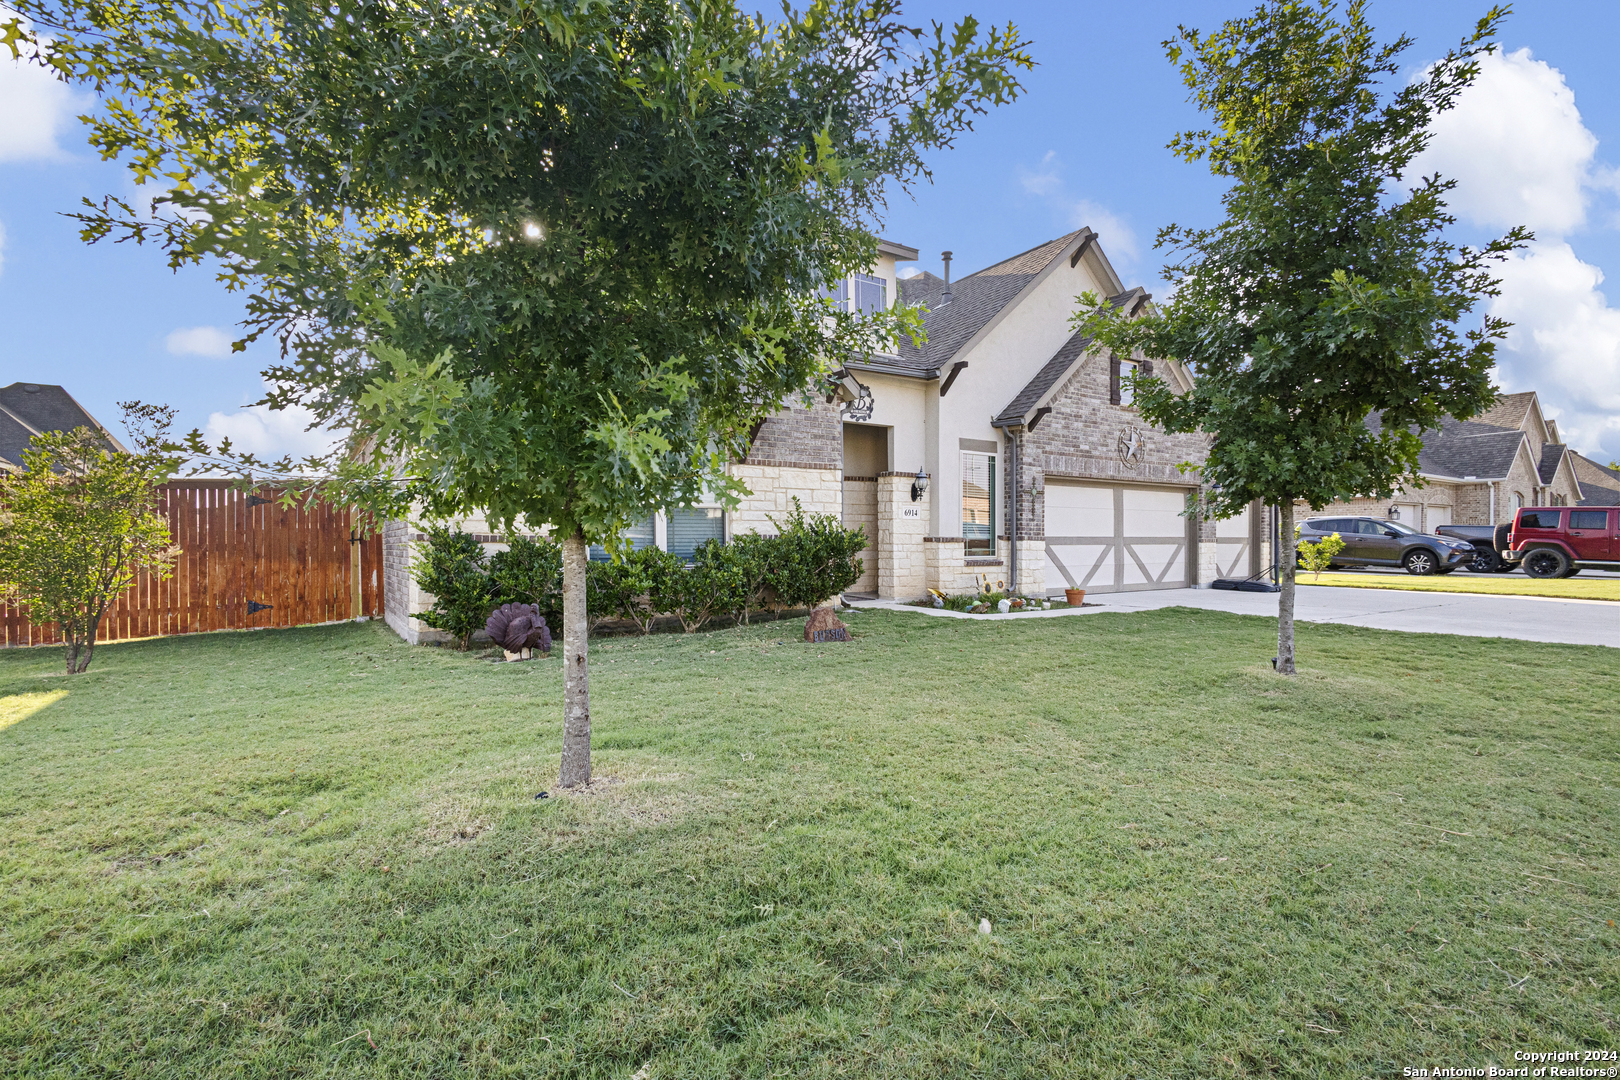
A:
486;603;552;661
804;606;851;643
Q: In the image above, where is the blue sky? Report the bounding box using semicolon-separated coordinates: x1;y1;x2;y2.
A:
4;0;1620;460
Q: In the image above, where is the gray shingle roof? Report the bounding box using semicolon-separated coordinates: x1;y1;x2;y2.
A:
1366;410;1528;479
889;231;1087;376
0;409;39;471
990;288;1147;428
1537;443;1567;485
0;383;123;468
1572;452;1620;506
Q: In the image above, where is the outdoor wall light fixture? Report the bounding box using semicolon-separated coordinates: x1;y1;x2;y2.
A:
1387;505;1401;520
911;469;930;502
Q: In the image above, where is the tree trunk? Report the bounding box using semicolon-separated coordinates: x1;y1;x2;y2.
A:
559;527;592;788
1276;500;1297;676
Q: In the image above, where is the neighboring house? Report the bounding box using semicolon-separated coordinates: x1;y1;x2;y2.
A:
384;228;1271;641
1300;391;1584;530
0;382;126;472
1572;452;1620;507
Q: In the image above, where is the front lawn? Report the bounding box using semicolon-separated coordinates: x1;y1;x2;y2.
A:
1301;570;1620;601
2;612;1616;1077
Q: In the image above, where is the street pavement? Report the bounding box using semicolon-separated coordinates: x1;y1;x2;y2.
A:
848;583;1620;649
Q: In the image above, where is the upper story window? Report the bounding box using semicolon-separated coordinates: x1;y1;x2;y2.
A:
817;273;887;315
853;273;887;315
1118;360;1137;407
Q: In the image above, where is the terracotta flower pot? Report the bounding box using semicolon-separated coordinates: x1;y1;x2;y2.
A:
1064;588;1085;606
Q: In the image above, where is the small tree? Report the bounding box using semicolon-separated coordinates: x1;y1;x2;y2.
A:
1295;526;1345;582
0;418;179;673
411;526;492;649
1079;0;1526;673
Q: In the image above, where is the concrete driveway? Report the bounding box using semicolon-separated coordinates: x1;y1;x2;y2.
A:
849;586;1620;649
1101;585;1620;649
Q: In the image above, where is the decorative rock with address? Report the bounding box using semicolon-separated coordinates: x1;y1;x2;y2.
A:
804;605;851;643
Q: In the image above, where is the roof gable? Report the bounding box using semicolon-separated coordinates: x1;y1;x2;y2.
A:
892;231;1090;375
991;288;1149;428
0;383;125;453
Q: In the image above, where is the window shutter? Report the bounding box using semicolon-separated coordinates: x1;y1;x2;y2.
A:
1140;359;1154;377
1109;357;1121;405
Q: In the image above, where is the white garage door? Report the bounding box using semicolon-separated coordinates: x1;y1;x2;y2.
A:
1045;482;1193;594
1425;505;1451;530
1214;504;1253;579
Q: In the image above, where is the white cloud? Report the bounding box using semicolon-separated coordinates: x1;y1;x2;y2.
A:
165;326;236;358
1413;47;1598;236
1489;242;1620;460
206;390;340;462
0;18;85;162
1017;151;1140;265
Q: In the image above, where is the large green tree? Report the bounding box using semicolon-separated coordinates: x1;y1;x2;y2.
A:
6;0;1031;781
1079;0;1526;674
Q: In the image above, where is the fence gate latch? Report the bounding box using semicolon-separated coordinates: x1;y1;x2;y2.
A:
246;495;272;508
247;601;273;615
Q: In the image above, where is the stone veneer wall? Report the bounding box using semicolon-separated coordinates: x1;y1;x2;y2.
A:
843;478;879;593
728;463;841;537
876;472;927;599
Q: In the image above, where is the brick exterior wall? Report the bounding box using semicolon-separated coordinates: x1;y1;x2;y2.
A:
1002;354;1216;589
745;397;842;470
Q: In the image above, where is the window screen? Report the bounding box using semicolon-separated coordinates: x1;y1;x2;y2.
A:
667;508;724;560
962;451;996;555
1570;510;1608;530
1517;510;1561;529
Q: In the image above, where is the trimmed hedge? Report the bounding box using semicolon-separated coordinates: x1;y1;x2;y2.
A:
413;500;865;638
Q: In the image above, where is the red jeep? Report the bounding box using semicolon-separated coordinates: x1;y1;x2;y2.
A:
1501;506;1620;578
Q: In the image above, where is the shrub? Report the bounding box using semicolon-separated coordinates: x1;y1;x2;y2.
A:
763;498;866;610
724;531;776;624
412;525;493;648
662;539;748;632
1295;525;1345;582
589;546;683;634
489;534;563;629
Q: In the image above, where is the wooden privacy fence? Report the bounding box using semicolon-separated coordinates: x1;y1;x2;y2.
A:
2;481;383;648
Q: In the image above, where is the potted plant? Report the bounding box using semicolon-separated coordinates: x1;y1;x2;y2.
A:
1064;587;1085;606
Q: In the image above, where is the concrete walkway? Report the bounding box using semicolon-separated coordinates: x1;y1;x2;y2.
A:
847;585;1620;649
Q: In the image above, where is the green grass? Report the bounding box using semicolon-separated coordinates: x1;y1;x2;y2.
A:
1;611;1616;1077
1302;570;1620;600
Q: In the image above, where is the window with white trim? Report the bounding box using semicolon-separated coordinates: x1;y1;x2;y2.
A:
962;451;997;556
590;505;725;562
1118;360;1138;407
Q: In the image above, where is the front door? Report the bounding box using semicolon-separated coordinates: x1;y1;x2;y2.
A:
1567;509;1612;561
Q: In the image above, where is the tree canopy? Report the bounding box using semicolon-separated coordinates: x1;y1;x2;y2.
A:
6;0;1033;775
1078;0;1526;673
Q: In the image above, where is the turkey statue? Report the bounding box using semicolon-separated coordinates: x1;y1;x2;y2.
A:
485;603;552;661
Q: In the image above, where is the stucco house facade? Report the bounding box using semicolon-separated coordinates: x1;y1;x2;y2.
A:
1298;391;1584;530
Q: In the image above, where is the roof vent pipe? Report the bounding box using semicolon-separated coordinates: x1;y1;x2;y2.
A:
940;251;953;305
